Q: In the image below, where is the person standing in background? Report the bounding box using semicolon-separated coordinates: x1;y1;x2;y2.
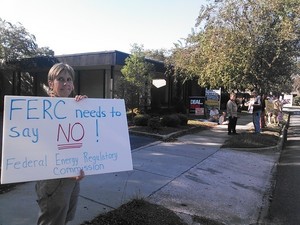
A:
260;94;267;129
251;90;262;133
226;92;238;135
273;97;283;125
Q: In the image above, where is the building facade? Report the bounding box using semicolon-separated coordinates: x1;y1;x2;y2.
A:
0;50;181;113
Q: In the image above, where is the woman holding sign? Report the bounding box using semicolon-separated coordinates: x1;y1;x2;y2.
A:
35;63;87;225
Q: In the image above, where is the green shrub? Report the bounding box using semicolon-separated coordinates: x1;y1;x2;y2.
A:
161;114;181;127
147;117;161;130
176;113;188;126
133;114;150;126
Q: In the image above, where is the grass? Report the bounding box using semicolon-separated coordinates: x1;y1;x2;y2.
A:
222;131;280;148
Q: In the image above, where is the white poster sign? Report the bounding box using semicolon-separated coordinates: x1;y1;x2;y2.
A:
1;96;133;184
283;94;293;107
205;88;221;110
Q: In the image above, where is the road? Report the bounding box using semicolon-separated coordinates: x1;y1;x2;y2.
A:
129;134;157;150
265;110;300;225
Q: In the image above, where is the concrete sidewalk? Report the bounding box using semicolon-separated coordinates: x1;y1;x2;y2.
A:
0;113;281;225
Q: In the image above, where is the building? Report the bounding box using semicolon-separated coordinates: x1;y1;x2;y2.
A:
0;50;180;113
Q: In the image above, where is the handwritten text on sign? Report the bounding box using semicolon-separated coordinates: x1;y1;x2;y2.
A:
1;96;133;184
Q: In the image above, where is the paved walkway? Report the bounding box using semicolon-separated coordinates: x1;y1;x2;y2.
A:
0;112;286;225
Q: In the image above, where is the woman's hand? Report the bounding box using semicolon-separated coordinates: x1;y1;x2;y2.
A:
75;95;88;101
75;169;85;181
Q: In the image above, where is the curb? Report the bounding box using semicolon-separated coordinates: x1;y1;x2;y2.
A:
129;126;205;141
228;133;284;152
227;122;288;152
130;123;286;152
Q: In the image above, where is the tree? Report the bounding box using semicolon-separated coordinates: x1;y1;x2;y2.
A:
168;0;300;94
144;48;168;62
120;44;155;114
0;18;55;102
0;18;54;65
292;61;300;94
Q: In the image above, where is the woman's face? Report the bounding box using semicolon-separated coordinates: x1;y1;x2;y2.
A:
49;71;74;97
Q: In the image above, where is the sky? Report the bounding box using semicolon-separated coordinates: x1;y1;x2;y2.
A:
0;0;210;55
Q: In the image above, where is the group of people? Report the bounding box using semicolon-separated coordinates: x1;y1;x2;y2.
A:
227;90;266;135
207;92;239;134
207;92;243;135
21;62;276;224
208;90;273;135
248;92;284;130
264;95;283;126
34;65;285;225
208;106;228;125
